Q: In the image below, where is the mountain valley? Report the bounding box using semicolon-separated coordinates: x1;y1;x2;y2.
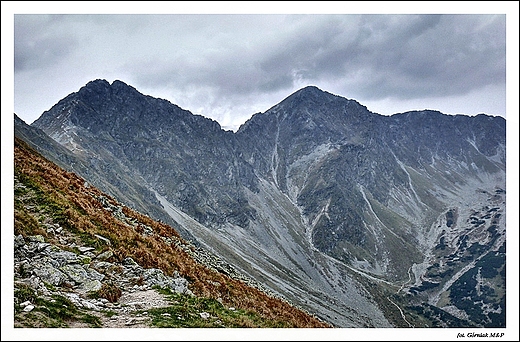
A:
14;79;506;328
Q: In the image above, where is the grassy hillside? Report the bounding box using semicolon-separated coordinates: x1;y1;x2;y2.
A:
13;136;331;329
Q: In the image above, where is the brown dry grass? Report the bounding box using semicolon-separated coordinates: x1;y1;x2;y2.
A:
14;136;330;328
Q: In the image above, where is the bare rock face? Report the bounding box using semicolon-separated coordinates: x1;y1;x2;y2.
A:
14;231;194;328
21;80;506;328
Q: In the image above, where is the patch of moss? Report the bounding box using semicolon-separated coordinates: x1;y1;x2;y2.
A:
147;287;291;328
14;289;102;328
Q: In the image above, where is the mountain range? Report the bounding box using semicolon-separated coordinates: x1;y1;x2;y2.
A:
13;135;330;328
14;79;506;328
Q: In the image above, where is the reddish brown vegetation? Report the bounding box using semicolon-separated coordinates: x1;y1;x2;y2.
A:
14;137;330;328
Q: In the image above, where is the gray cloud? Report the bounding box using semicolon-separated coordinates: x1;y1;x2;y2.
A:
286;14;506;101
14;15;77;72
11;12;507;128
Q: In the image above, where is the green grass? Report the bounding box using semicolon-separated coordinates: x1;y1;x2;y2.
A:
14;283;102;328
13;139;331;329
146;287;291;328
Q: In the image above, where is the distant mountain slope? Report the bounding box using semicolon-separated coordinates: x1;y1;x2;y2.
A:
15;113;181;238
14;135;330;328
20;79;506;327
236;86;505;278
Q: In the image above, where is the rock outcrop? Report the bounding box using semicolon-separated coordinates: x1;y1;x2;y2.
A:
17;79;506;328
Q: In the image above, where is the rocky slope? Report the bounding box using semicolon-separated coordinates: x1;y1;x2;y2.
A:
13;136;330;329
18;79;506;328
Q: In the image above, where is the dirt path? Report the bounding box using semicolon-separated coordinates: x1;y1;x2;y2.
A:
70;289;173;328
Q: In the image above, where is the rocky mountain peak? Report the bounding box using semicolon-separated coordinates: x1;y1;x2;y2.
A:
20;79;506;329
79;78;137;95
83;78;111;89
291;85;326;97
278;85;367;113
277;85;338;110
76;79;144;110
34;78;193;138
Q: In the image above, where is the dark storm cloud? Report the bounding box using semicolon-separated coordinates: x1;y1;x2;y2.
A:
11;12;507;127
131;14;505;103
245;14;505;101
369;14;506;99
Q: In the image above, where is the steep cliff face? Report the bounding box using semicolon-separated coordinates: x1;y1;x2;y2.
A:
32;79;258;231
23;79;506;327
236;86;505;280
13;136;330;329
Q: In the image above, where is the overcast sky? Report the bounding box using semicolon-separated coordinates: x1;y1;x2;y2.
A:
3;2;516;132
2;3;520;341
